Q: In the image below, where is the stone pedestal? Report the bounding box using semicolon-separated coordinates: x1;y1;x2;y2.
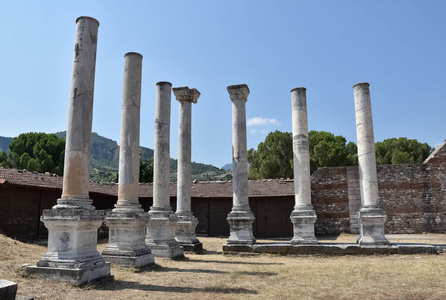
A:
173;86;202;253
290;206;317;244
290;87;317;244
175;212;202;252
146;82;184;258
225;84;255;246
357;206;388;245
28;16;111;285
353;82;389;245
146;207;184;258
102;212;154;267
27;209;110;285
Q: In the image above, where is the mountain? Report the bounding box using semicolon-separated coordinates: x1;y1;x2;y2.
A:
0;136;13;153
221;163;232;170
1;132;225;182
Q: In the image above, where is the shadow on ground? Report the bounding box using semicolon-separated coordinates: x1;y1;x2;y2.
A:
186;258;284;265
134;264;276;276
93;280;258;294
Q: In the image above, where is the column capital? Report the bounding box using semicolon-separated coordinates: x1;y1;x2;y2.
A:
173;86;200;103
227;84;250;102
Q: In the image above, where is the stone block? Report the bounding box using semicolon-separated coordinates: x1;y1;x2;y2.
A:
0;280;17;300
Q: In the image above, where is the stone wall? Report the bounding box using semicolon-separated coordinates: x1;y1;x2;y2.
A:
310;154;446;235
311;167;350;235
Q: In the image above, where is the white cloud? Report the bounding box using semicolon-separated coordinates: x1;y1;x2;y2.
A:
247;117;281;127
249;128;270;134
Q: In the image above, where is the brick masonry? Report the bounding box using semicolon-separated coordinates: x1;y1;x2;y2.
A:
311;142;446;235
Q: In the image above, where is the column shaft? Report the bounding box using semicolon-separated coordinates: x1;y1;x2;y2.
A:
232;99;249;209
291;88;311;207
59;16;99;208
115;52;143;210
177;100;192;212
153;82;172;208
354;83;379;206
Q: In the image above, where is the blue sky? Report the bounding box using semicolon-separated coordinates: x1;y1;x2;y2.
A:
1;1;445;168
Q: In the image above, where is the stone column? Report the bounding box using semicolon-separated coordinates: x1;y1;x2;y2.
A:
225;84;255;246
145;81;184;258
102;52;154;268
353;82;389;245
27;17;110;285
173;87;202;253
290;87;317;244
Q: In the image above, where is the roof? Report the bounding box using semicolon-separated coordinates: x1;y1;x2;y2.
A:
0;167;295;198
0;167;118;196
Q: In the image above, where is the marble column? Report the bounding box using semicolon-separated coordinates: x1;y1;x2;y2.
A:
27;16;110;285
173;87;202;253
102;52;154;268
145;81;184;258
225;84;255;246
353;82;389;245
290;88;317;244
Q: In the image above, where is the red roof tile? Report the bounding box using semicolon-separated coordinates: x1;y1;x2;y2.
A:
0;167;296;198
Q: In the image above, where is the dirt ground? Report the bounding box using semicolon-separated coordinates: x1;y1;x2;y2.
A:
2;233;446;300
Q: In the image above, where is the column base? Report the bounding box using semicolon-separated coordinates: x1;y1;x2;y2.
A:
290;206;318;244
175;212;202;253
146;206;184;259
226;210;256;246
357;206;389;245
27;208;111;285
102;211;155;268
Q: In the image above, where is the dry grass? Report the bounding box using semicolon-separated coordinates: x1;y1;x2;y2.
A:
2;234;446;299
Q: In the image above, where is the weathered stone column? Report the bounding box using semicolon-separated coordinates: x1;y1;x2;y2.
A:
353;82;389;245
102;52;154;268
145;81;184;258
290;87;317;244
225;84;255;246
27;16;110;285
173;87;202;253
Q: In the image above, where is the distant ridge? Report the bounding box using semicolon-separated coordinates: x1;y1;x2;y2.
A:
0;136;13;153
221;163;232;170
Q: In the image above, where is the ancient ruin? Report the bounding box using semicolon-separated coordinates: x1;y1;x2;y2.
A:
102;52;155;267
225;84;256;247
173;87;203;252
290;87;317;244
353;82;389;245
27;16;111;285
145;82;184;258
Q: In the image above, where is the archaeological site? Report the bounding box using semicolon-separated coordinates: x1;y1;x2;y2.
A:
0;14;445;299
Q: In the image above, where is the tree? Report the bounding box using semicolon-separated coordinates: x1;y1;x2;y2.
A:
248;131;293;179
309;130;357;174
375;138;432;165
248;130;358;179
139;157;154;183
0;132;65;175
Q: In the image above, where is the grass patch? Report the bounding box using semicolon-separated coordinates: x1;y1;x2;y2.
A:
1;234;446;299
